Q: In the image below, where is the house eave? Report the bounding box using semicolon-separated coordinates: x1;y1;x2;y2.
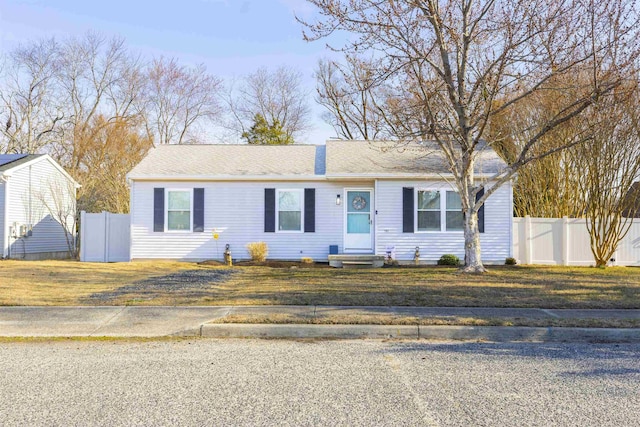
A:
325;173;499;180
126;174;328;182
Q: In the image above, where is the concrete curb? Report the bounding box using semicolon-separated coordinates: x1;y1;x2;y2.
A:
200;324;640;343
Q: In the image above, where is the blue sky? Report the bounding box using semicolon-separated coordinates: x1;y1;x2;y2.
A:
0;0;337;144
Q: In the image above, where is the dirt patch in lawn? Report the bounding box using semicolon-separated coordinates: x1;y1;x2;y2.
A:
84;269;238;304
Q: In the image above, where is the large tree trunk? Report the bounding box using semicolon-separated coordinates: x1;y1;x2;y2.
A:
462;207;486;273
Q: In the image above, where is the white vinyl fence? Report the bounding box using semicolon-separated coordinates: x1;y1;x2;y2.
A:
513;216;640;266
80;211;130;262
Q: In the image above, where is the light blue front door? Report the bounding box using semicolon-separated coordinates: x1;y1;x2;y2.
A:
344;189;373;252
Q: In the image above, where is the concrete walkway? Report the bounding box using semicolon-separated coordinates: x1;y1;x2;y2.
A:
1;306;639;340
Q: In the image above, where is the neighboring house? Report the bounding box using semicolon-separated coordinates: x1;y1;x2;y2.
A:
127;141;512;263
0;154;80;259
623;182;640;218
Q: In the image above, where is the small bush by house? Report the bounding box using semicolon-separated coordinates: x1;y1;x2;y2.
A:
246;241;268;262
437;254;460;266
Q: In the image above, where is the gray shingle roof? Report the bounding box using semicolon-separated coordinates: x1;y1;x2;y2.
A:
326;140;505;176
0;154;44;172
128;144;323;178
128;141;506;179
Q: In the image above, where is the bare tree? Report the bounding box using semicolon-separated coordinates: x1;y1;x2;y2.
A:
225;66;312;142
575;86;640;267
490;76;586;218
0;38;63;154
315;56;392;140
143;57;222;145
53;33;144;167
75;114;152;213
302;0;639;272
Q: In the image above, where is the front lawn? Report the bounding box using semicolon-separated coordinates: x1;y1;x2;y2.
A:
1;260;639;308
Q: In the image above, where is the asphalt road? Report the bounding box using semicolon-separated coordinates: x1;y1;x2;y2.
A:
0;339;638;426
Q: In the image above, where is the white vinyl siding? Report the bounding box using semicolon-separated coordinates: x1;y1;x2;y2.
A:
4;159;76;258
131;180;368;261
377;180;512;263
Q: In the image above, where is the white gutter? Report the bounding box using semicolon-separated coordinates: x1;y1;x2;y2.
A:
126;174;328;182
127;173;502;182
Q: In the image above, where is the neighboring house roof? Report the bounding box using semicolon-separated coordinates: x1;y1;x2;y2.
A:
0;154;44;172
0;154;80;187
127;141;506;180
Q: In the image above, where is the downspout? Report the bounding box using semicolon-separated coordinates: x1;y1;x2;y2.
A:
374;179;378;255
1;174;9;258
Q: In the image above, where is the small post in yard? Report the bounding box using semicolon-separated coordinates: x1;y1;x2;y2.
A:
224;244;232;266
414;246;420;265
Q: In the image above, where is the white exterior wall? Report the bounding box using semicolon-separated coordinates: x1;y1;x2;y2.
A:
131;180;368;261
375;180;513;263
5;159;75;258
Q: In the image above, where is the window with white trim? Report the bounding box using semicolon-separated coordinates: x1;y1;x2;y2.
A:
166;190;191;231
417;190;440;231
416;190;464;232
277;189;303;232
445;191;464;231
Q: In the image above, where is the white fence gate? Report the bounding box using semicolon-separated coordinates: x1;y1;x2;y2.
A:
80;211;130;262
513;216;640;266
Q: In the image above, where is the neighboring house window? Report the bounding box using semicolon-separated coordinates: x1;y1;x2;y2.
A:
277;189;303;232
417;190;440;231
166;190;191;231
446;191;464;231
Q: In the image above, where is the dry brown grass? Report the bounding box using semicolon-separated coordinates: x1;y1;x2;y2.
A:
1;260;639;308
0;260;214;305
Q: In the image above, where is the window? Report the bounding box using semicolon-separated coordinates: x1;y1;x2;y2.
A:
417;190;440;231
167;190;191;231
446;191;464;231
277;189;302;232
416;190;464;232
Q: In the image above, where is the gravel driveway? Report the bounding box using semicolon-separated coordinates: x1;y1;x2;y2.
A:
85;269;237;302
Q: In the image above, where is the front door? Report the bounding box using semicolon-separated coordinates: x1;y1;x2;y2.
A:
344;189;373;252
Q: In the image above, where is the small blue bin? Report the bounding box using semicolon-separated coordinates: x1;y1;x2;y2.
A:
329;245;339;255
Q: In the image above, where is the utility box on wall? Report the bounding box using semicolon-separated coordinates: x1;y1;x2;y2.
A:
329;245;339;255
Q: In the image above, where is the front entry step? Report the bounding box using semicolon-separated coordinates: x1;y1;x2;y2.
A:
328;254;385;268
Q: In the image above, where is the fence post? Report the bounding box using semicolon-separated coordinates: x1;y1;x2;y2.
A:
80;211;86;262
562;216;569;266
103;211;109;263
524;215;532;264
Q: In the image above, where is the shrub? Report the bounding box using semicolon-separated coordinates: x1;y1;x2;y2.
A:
301;257;314;264
246;241;268;262
505;257;517;265
437;254;460;266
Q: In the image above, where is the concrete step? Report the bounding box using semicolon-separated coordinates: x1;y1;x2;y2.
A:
328;254;385;268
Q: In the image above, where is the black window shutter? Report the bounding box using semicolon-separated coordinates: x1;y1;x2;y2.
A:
193;188;204;232
403;187;414;233
153;188;164;232
264;188;275;232
476;187;485;233
304;188;315;232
